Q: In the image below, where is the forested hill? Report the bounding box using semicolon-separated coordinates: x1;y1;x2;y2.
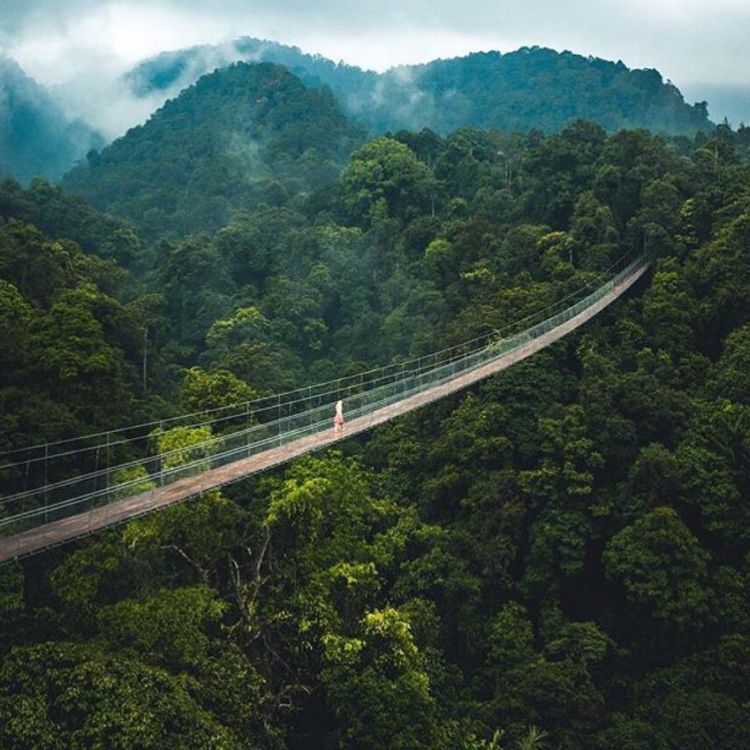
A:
126;36;379;102
371;48;710;134
0;58;102;184
63;62;364;238
127;39;712;136
2;114;750;747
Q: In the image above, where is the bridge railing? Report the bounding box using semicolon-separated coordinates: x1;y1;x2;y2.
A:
0;253;647;541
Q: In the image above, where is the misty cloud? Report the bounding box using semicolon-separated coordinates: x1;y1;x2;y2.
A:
2;0;750;134
4;0;750;84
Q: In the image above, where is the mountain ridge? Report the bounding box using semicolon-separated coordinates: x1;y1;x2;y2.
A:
63;61;364;238
126;38;712;136
0;57;103;184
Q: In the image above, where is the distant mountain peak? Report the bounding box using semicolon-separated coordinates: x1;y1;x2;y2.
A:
125;38;712;137
0;58;103;184
63;61;363;238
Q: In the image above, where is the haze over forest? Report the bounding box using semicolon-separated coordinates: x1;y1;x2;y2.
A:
3;0;750;184
1;2;750;749
0;38;724;185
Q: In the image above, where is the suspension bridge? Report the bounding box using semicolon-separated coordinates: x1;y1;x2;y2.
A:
0;253;650;563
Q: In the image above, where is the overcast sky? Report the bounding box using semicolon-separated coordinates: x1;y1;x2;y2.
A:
2;0;748;121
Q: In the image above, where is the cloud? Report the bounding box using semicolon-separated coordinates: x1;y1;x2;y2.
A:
3;0;750;83
2;0;749;137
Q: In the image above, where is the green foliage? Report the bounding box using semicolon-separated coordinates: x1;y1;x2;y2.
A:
321;606;439;749
97;586;227;668
0;177;141;265
111;465;156;499
0;642;245;749
603;507;711;626
179;367;256;412
4;106;750;750
64;62;364;238
121;491;245;569
265;475;331;530
488;602;535;672
0;565;24;634
516;726;550;750
49;536;126;609
152;425;214;470
0;211;144;480
341;137;436;225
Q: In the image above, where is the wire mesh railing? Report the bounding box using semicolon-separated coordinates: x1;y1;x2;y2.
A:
0;252;649;548
0;251;641;475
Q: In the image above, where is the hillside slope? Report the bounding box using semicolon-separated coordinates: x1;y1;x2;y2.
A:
63;62;364;238
0;58;102;183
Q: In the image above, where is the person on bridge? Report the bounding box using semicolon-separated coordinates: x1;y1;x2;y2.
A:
334;399;345;436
